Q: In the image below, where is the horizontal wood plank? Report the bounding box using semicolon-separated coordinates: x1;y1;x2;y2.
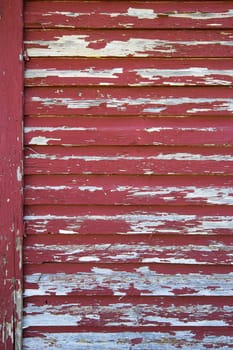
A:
23;296;233;328
24;205;233;235
24;174;233;206
24;30;233;58
23;234;233;265
25;86;233;116
24;263;233;296
24;146;233;175
22;330;233;350
25;58;233;87
24;116;233;146
24;1;233;29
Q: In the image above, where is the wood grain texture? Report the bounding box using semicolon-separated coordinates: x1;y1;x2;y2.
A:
24;29;233;58
24;174;233;206
24;234;233;265
24;205;233;235
23;296;233;328
24;145;233;175
22;330;233;350
25;86;233;116
0;1;23;349
24;1;233;29
24;115;233;146
23;0;233;347
24;263;233;297
25;58;233;87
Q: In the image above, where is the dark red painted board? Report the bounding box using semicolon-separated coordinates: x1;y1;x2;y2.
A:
24;174;233;206
25;58;233;87
24;234;233;265
24;205;233;235
24;115;233;147
25;86;233;116
24;29;233;58
24;145;233;175
24;1;233;29
0;1;23;348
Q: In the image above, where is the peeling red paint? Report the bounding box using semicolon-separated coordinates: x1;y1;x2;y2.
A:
23;1;233;349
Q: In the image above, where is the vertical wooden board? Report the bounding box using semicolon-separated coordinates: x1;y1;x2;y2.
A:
0;1;23;349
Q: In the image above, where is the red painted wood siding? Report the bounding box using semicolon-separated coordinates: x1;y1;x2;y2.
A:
0;1;24;349
23;1;233;349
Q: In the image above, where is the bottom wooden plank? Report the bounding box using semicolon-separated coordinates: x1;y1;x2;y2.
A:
23;330;233;350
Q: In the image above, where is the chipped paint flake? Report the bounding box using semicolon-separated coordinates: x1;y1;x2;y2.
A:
127;8;157;19
79;186;103;192
29;136;61;145
170;9;233;20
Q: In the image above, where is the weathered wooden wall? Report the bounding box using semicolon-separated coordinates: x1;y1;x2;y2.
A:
0;1;24;349
23;1;233;349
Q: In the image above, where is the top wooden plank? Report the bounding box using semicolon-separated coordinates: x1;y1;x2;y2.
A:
25;1;233;29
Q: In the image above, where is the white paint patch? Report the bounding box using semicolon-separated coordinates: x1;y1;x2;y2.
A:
17;166;22;182
26;153;145;161
25;36;177;57
23;303;81;327
133;68;233;79
30;95;233;113
127;8;157;19
170;9;233;20
25;68;123;79
48;11;86;18
79;186;103;192
58;229;77;234
22;331;233;350
128;186;233;205
24;270;233;297
26;185;71;190
25;126;97;132
25;35;233;58
78;256;100;262
151;153;233;161
29;136;61;145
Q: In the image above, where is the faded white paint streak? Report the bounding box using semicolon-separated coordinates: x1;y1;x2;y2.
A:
24;213;233;234
30;96;233;112
29;136;61;145
25;36;233;57
22;331;233;350
25;68;123;79
24;269;233;297
25;126;97;132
